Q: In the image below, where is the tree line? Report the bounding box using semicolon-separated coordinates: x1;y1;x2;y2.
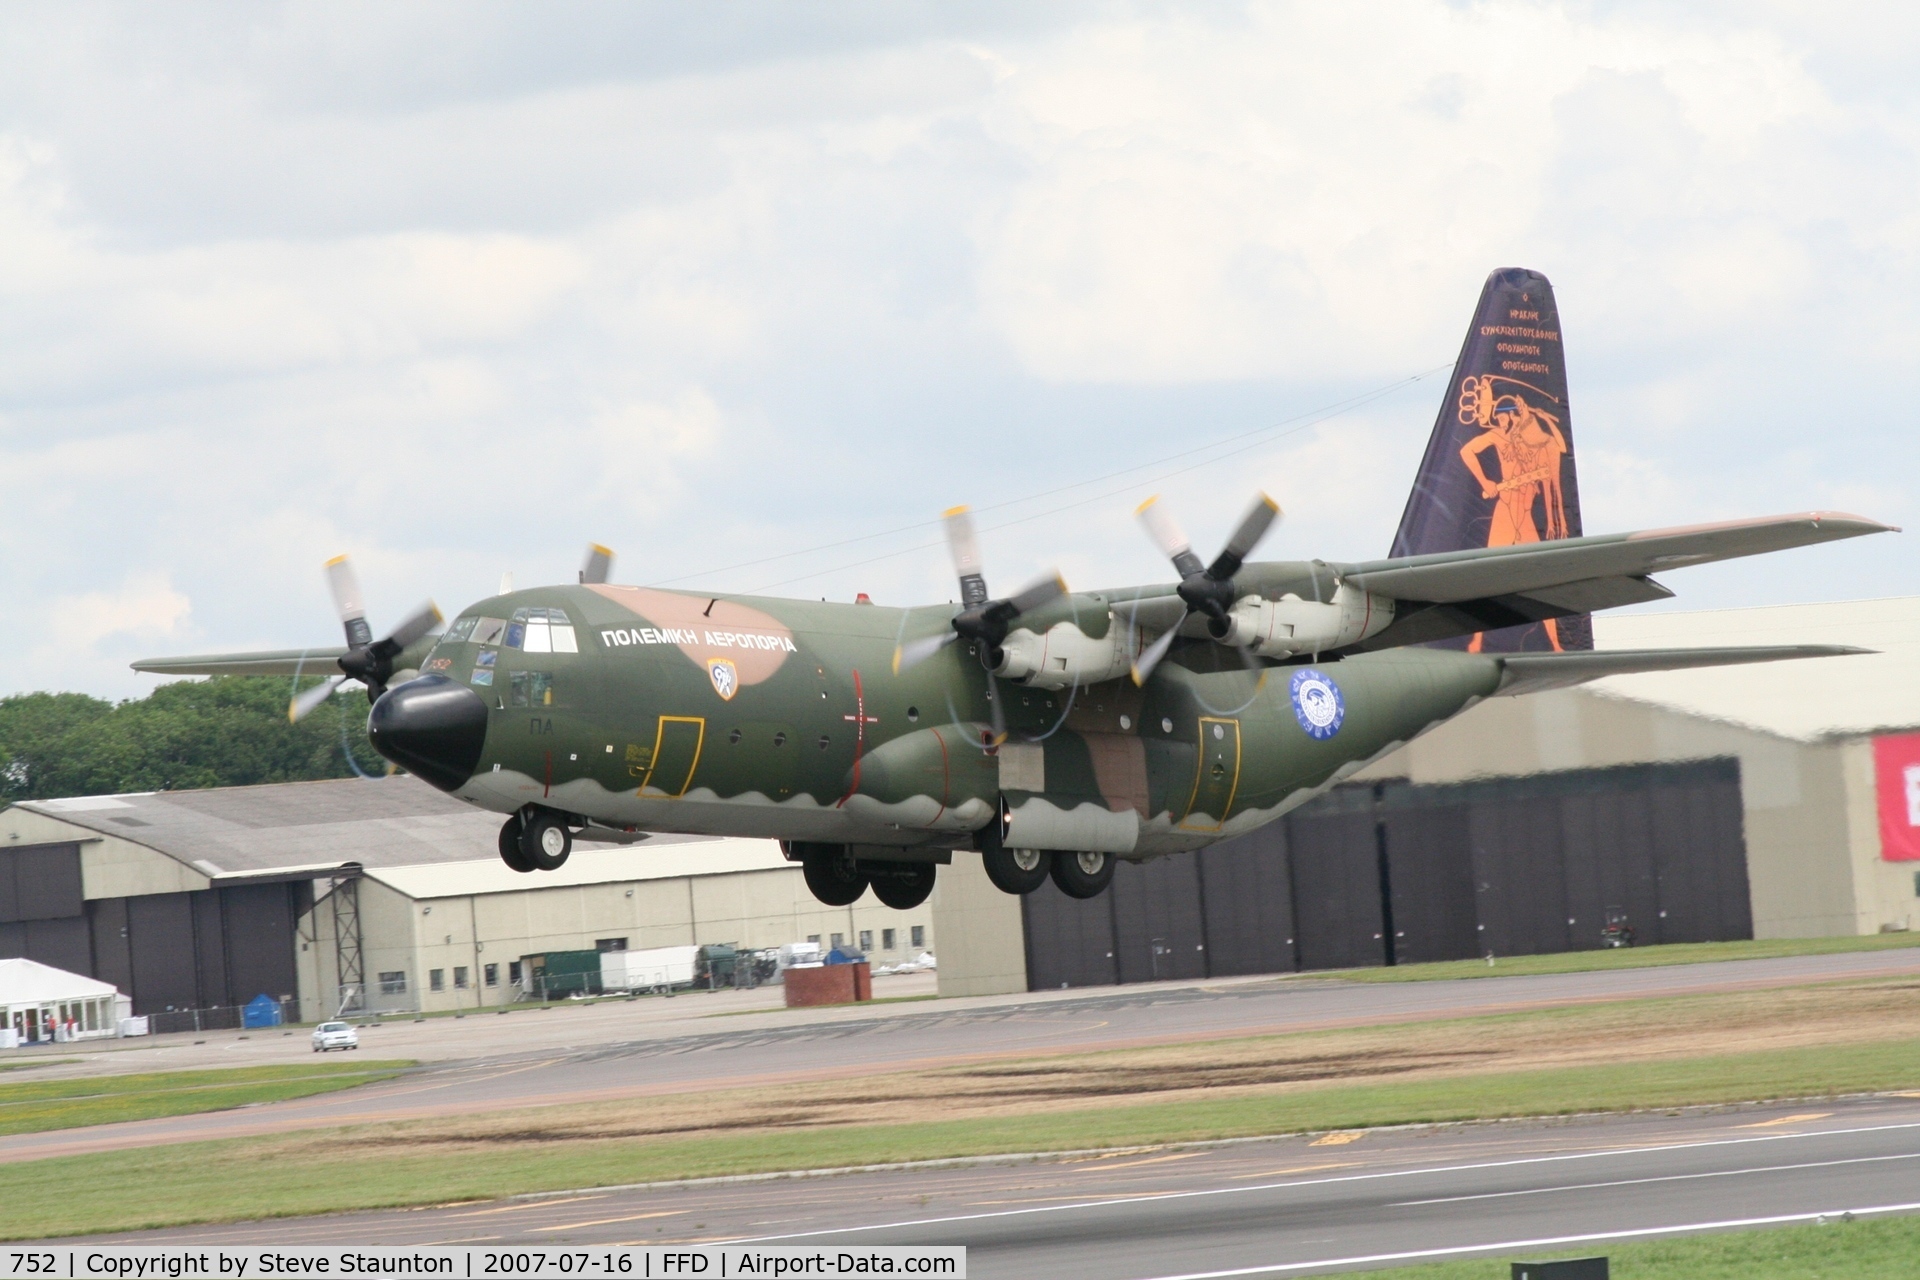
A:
0;678;386;802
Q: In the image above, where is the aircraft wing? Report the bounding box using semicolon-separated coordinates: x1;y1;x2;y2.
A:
132;647;352;678
1493;644;1871;697
1332;512;1894;651
1339;513;1891;602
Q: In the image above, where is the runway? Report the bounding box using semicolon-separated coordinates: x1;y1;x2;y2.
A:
10;947;1920;1165
65;1095;1920;1275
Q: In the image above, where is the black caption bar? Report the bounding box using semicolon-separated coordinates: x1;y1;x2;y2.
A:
0;1248;965;1280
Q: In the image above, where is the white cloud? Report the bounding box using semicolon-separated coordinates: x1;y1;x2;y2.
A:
0;3;1914;697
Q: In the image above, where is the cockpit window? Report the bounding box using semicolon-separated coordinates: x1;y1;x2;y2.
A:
508;607;577;654
441;616;479;644
510;671;554;707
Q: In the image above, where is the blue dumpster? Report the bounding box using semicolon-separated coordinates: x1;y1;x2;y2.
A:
242;994;282;1028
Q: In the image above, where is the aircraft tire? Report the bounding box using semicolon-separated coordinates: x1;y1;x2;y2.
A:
498;818;537;873
982;845;1051;895
1050;850;1115;899
519;810;572;871
802;852;868;906
867;862;936;910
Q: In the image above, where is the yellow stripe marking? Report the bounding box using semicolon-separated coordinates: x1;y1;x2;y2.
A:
1738;1112;1832;1128
1073;1152;1206;1172
532;1210;688;1232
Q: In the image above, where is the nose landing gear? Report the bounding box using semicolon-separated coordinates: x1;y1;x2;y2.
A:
497;808;573;873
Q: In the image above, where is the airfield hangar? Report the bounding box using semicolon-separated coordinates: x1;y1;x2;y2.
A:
0;596;1915;1016
0;783;931;1022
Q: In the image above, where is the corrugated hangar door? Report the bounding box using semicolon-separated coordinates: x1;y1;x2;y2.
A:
1195;823;1298;976
1110;856;1208;983
1379;790;1478;964
1285;792;1388;971
1022;878;1120;990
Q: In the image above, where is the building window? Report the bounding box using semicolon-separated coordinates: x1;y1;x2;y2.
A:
596;938;628;952
429;969;445;992
378;971;407;995
858;930;873;952
806;935;820;945
882;929;896;951
911;926;925;950
484;964;498;987
830;933;844;950
453;967;469;990
509;961;523;985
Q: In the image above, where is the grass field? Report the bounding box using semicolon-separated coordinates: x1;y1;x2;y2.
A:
1335;932;1920;982
0;1061;414;1136
3;1008;1918;1238
1363;1213;1920;1278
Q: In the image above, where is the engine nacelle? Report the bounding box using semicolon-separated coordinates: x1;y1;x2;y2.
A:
993;616;1134;689
1218;584;1395;657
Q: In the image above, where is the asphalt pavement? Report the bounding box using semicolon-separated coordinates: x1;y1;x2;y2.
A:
65;1095;1920;1276
8;948;1920;1165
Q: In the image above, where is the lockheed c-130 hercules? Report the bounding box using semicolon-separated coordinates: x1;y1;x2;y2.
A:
136;269;1895;912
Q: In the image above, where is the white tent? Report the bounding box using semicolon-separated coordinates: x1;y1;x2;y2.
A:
0;958;122;1046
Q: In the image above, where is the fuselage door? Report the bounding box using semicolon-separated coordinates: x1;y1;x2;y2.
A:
638;715;706;798
1182;716;1242;831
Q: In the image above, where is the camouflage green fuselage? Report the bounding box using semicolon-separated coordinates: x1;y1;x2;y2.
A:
432;582;1503;857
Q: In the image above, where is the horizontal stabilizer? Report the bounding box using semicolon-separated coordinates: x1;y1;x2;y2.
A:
132;648;352;678
1494;644;1872;698
1342;512;1894;605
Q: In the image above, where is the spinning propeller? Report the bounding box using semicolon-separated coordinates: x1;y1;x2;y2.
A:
1129;492;1281;685
894;506;1066;745
288;556;442;723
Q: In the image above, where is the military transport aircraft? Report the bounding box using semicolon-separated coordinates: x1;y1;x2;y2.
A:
135;269;1894;911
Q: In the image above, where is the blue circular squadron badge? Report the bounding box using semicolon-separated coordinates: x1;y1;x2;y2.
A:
1289;668;1345;740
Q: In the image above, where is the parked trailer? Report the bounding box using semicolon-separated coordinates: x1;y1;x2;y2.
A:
600;946;699;993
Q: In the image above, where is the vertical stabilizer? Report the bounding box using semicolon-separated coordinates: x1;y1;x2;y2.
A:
1390;268;1590;652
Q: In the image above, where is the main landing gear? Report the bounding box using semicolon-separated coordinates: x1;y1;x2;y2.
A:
498;808;573;873
789;842;939;910
977;822;1116;900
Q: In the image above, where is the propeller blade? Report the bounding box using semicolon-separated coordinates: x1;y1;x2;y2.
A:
943;506;990;608
1136;497;1207;580
498;571;514;596
1130;610;1188;686
325;555;373;649
580;543;614;585
1006;572;1068;617
892;631;955;675
1208;493;1282;580
383;601;443;652
288;675;346;724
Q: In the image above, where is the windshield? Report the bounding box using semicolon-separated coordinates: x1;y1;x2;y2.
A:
318;1023;348;1032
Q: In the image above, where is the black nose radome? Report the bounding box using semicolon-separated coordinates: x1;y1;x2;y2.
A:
368;675;488;792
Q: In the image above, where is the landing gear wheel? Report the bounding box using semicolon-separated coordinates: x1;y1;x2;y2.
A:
802;851;868;906
1050;850;1115;899
867;862;937;910
518;810;572;871
498;817;536;873
982;845;1051;895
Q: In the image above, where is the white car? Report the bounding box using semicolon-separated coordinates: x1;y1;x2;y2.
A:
311;1021;360;1052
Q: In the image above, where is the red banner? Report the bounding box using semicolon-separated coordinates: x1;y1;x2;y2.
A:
1875;733;1920;862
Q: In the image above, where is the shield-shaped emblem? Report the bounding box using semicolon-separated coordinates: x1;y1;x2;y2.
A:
707;657;738;701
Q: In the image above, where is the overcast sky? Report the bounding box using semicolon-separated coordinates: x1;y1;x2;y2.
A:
3;1;1916;699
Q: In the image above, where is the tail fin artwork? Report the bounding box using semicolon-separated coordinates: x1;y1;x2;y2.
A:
1389;267;1590;652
